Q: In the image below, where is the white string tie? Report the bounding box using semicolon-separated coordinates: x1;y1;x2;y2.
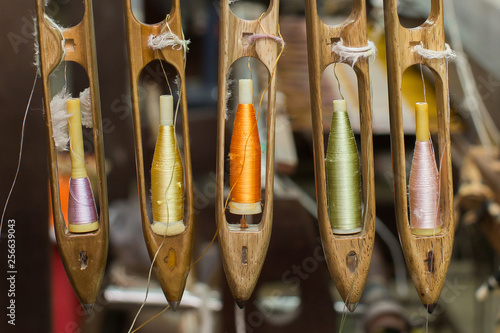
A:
414;42;456;60
148;20;190;58
331;38;376;66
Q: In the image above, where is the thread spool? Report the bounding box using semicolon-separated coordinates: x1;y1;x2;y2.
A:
325;100;362;234
67;98;99;233
151;95;185;236
229;79;262;215
409;102;442;235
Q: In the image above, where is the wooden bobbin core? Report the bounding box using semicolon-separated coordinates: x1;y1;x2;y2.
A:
415;102;430;142
67;99;88;180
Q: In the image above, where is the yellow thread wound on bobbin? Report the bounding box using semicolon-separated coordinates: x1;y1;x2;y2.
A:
151;95;185;236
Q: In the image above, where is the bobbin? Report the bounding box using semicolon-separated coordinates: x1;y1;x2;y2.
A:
383;0;454;311
124;0;194;309
305;0;376;310
216;0;280;306
35;0;108;311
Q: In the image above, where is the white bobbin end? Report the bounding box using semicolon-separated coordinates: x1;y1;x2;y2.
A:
152;220;186;236
229;201;262;215
239;79;253;105
160;95;174;126
333;99;347;112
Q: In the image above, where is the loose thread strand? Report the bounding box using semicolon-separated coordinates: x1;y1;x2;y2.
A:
333;63;345;103
0;74;38;238
420;63;427;104
131;304;170;333
127;235;168;333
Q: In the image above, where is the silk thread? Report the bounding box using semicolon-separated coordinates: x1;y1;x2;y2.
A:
325;108;362;233
409;140;441;230
230;104;261;205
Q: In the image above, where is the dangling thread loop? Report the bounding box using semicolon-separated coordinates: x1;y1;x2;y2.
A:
331;38;376;66
413;42;456;60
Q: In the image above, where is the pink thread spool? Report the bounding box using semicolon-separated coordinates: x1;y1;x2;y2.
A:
409;103;442;235
67;99;99;233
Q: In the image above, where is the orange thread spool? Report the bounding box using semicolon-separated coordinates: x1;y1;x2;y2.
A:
229;79;262;215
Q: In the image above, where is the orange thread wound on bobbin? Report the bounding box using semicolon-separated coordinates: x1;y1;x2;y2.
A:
229;80;261;215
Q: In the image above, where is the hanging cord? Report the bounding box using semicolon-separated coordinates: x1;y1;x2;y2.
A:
0;75;38;237
3;12;67;235
332;38;376;67
442;0;500;146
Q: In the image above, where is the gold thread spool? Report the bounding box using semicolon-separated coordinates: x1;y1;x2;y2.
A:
151;95;185;236
66;98;99;233
229;79;262;215
325;99;362;234
409;102;442;235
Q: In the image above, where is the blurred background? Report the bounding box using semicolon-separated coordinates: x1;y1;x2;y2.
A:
1;0;500;332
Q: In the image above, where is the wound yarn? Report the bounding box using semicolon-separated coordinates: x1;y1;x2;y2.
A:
245;33;285;46
50;88;72;151
79;87;93;128
331;38;376;67
413;42;456;60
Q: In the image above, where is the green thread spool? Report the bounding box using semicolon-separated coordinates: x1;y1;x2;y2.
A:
325;99;362;234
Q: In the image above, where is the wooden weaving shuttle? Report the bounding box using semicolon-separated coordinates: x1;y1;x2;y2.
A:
304;0;376;311
36;0;108;313
216;0;280;307
383;0;454;312
124;0;194;310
